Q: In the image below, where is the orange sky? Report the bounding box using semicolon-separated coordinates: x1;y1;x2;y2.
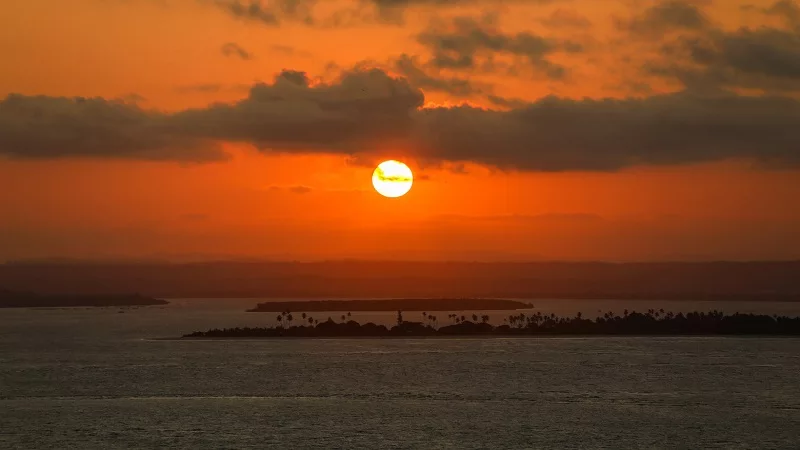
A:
1;0;799;261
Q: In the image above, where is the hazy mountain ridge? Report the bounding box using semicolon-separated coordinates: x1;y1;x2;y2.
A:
1;261;798;299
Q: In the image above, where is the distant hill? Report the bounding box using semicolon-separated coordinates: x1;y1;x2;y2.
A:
0;289;168;308
0;261;799;300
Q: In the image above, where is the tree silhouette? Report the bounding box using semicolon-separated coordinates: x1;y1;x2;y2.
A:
188;309;800;338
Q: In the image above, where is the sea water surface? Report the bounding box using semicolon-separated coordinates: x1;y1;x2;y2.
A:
2;299;800;449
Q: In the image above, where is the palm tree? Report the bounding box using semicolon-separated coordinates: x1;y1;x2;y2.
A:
286;313;293;328
308;317;313;326
276;315;283;328
301;313;307;321
472;314;478;322
347;312;352;318
341;314;346;322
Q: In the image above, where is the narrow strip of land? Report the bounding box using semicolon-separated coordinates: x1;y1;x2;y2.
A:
186;310;800;338
0;290;168;308
247;298;533;312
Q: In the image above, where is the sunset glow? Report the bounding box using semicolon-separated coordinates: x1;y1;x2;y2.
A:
372;160;413;198
0;0;799;261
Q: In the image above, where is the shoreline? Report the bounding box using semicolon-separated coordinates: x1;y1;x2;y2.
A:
182;310;800;339
166;296;800;303
166;333;800;341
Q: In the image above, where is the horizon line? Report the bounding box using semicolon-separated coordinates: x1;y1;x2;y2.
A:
3;258;800;266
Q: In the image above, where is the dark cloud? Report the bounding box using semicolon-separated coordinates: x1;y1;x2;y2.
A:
121;93;147;103
211;0;573;27
392;54;486;96
618;0;711;36
367;0;560;5
539;8;592;29
363;0;565;23
709;28;800;79
487;95;529;109
650;27;800;92
407;92;800;171
364;0;570;16
270;44;312;57
171;68;424;151
0;94;223;161
221;42;253;59
417;16;582;79
3;69;799;171
622;1;800;93
215;0;316;26
763;0;800;28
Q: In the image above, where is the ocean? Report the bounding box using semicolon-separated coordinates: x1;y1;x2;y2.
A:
2;299;800;449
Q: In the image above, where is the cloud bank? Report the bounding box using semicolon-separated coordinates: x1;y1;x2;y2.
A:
1;68;799;170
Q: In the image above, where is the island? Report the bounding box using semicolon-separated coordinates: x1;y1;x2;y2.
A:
246;298;534;313
185;309;800;338
0;289;168;308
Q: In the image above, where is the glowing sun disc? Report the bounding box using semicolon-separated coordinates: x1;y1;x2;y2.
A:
372;160;413;198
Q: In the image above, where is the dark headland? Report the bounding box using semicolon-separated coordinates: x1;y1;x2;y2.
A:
247;298;533;312
185;310;800;338
0;289;168;308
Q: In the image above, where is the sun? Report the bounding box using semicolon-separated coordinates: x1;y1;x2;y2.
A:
372;160;413;198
